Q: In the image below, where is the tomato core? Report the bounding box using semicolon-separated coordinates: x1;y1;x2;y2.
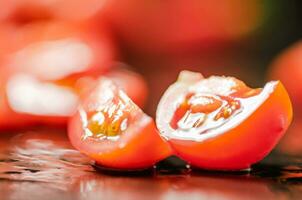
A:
81;95;133;141
170;84;261;135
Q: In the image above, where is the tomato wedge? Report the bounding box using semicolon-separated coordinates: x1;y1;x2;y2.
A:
156;71;293;170
68;78;171;169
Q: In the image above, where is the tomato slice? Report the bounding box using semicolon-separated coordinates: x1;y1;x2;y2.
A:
156;70;293;170
68;78;171;169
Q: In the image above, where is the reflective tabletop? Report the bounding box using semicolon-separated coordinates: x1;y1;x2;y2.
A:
1;127;302;200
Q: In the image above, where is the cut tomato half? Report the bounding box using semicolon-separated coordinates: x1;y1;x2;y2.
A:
156;70;293;170
68;78;171;169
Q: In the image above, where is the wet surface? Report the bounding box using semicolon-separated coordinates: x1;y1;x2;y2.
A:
1;127;302;200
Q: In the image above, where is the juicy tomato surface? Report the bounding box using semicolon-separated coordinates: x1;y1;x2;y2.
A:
68;78;171;169
269;40;302;112
156;71;292;170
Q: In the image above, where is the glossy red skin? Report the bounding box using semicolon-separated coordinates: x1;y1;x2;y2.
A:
68;78;171;169
157;72;293;170
269;40;302;113
103;0;262;54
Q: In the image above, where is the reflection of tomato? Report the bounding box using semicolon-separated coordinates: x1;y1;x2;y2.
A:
106;68;148;108
68;78;171;169
269;41;302;112
72;175;170;200
156;71;292;170
6;0;106;23
104;0;262;54
161;176;276;200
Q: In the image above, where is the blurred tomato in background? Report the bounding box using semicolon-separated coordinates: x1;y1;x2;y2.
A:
0;20;116;129
268;41;302;155
103;0;264;55
269;41;302;113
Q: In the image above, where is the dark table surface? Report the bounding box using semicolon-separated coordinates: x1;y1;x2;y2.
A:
1;127;302;200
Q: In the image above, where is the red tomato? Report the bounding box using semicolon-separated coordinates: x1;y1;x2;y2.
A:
0;21;116;129
156;71;292;170
104;0;262;54
6;0;107;23
269;40;302;113
68;78;172;169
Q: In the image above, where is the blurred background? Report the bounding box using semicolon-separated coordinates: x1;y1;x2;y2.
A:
0;0;301;155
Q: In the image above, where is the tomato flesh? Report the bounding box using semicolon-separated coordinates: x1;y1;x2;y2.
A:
156;71;292;170
170;78;261;135
68;78;171;169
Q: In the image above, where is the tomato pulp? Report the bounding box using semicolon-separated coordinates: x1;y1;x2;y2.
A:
156;71;292;170
68;78;171;169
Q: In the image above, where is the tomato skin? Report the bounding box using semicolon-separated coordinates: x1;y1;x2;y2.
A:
68;78;172;170
69;112;171;169
157;72;292;170
269;41;302;112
